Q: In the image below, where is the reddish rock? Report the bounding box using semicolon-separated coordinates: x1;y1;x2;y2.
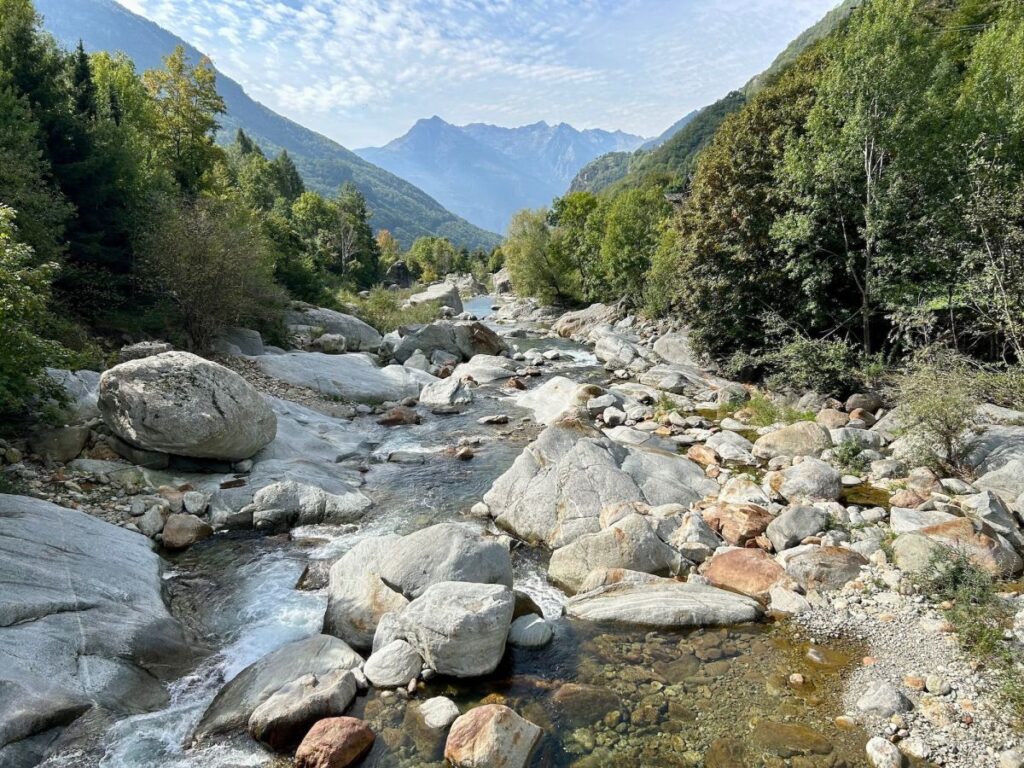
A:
295;717;375;768
920;518;1022;576
890;489;925;508
784;547;868;591
687;444;720;466
701;503;773;546
377;406;420;427
703;548;791;602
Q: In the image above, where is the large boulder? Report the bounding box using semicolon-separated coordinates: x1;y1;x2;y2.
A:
256;352;437;404
492;267;513;294
408;282;463;314
548;514;681;594
374;582;514;678
918;517;1022;576
284;306;382;352
515;377;595;425
552;303;623;341
323;537;408;651
594;332;645;370
419;375;474;407
323;524;512;651
45;368;101;422
375;522;513;600
452;355;519;384
0;496;189;765
249;480;371;531
766;505;828;552
778;458;842;502
444;705;542;768
653;330;699;367
701;503;773;546
482;414;716;548
247;670;358;751
784;547;868;591
566;578;762;627
99;352;276;461
194;634;363;741
752;422;832;460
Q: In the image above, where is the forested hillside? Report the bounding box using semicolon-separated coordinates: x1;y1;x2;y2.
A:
569;0;865;195
505;0;1024;390
37;0;500;249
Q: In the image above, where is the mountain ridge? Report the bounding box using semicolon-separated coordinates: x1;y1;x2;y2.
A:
357;116;645;233
38;0;501;250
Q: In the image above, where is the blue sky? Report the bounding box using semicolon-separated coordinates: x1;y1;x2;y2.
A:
116;0;838;148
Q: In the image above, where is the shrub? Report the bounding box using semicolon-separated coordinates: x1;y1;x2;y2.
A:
744;393;815;427
763;337;861;396
139;197;285;352
833;439;868;473
0;205;65;419
893;348;981;474
347;286;440;334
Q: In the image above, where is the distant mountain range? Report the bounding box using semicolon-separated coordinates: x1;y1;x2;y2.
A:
38;0;500;250
570;0;865;195
357;118;645;234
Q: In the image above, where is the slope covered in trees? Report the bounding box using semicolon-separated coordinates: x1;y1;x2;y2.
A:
569;0;865;196
507;0;1024;389
36;0;500;250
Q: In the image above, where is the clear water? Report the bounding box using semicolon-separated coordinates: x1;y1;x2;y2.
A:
46;312;868;767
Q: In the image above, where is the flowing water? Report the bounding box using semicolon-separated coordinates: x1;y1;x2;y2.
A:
48;297;870;767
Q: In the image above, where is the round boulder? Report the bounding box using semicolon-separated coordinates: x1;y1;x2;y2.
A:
99;352;276;461
444;704;541;768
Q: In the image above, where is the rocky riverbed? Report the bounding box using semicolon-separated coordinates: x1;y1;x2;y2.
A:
2;283;1024;768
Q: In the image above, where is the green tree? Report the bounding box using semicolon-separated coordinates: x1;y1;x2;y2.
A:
504;208;576;304
376;229;400;267
774;0;950;353
139;197;282;351
548;191;605;302
406;236;458;283
0;205;63;418
272;150;304;203
599;187;669;306
142;45;225;194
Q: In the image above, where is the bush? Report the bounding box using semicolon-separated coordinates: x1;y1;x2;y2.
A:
893;348;981;474
139;197;285;352
763;337;862;396
833;439;868;473
743;393;815;427
0;205;66;419
345;286;440;334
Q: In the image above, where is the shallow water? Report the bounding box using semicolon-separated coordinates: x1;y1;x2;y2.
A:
53;312;870;767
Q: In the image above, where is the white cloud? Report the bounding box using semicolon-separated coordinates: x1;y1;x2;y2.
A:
115;0;838;147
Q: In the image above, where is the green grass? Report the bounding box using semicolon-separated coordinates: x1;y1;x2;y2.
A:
743;394;815;427
919;547;1024;721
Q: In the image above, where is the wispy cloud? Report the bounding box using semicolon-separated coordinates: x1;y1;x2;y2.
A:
116;0;837;147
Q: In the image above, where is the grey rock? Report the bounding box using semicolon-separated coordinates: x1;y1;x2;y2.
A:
407;282;464;314
515;376;590;425
451;354;518;384
215;327;266;356
195;634;363;740
653;330;699;367
752;422;832;460
256;352;436;404
766;506;828;552
28;425;90;463
0;496;189;757
779;458;842;501
118;341;173;362
507;614;553;648
548;513;681;594
323;536;409;651
99;352;276;461
420;696;460;730
976;458;1024;502
866;736;903;768
830;427;884;451
856;681;912;717
363;640;422;688
45;368;101;423
284;306;382;351
374;582;514;678
419;376;474;407
784;547;867;591
889;507;958;534
250;480;371;530
566;578;762;627
247;669;357;751
376;522;513;600
483;416;716;548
